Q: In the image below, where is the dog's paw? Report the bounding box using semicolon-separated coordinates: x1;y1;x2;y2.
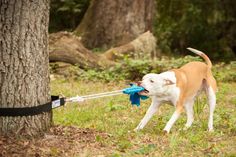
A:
133;128;140;132
163;129;170;134
208;128;214;132
183;126;190;131
161;130;169;136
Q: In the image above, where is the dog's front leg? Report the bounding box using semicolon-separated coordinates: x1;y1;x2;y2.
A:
163;104;184;133
134;97;160;131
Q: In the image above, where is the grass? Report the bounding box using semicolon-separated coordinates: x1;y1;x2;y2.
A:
50;77;236;156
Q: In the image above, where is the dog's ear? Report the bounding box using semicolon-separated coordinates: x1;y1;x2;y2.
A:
164;79;174;86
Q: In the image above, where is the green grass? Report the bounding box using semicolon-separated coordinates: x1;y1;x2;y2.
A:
50;77;236;156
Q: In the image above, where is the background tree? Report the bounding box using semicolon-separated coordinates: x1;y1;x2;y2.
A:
0;0;51;136
75;0;155;49
48;0;157;66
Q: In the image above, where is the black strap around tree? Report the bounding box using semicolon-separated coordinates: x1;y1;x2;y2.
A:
0;96;65;117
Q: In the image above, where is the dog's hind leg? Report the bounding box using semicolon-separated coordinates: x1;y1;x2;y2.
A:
184;99;194;129
134;97;160;131
205;74;217;131
206;86;216;131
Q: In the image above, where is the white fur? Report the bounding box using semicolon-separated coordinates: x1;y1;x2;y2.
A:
141;71;180;105
135;71;181;132
187;47;203;55
160;71;177;83
134;97;160;131
163;111;180;133
184;99;194;128
207;86;216;131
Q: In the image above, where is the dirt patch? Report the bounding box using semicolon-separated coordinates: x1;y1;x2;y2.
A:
0;125;111;157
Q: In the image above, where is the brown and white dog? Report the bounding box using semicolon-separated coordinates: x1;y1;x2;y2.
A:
135;48;217;133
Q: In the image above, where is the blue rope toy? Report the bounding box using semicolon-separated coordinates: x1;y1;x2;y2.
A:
122;84;149;106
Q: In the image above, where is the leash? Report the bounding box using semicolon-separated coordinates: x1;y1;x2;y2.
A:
0;84;148;117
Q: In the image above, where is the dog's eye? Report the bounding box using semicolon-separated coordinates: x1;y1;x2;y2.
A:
150;79;154;83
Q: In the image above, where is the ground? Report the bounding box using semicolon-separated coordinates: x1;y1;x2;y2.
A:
0;125;109;156
1;79;236;156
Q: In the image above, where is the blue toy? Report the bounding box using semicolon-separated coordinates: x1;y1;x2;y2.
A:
122;84;149;106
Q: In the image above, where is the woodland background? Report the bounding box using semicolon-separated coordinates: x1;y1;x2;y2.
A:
50;0;236;60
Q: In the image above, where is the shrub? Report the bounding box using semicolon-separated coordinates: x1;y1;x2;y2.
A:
77;55;202;81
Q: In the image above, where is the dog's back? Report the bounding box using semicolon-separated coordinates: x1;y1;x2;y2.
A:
173;48;217;98
177;61;208;98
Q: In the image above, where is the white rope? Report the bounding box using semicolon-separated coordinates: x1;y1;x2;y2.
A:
82;92;123;100
81;90;123;98
65;89;124;103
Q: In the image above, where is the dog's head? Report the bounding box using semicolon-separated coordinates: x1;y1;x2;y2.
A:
138;73;175;96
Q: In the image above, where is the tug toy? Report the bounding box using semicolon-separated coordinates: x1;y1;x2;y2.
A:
122;84;149;106
65;84;149;106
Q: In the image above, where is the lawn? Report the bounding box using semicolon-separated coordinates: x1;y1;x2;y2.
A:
2;60;235;156
50;78;236;156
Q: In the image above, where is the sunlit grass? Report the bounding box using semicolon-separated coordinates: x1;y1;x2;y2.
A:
50;78;236;156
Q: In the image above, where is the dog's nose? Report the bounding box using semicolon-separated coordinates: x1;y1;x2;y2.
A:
137;81;142;86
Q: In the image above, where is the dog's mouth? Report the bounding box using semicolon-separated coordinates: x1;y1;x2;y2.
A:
138;87;149;96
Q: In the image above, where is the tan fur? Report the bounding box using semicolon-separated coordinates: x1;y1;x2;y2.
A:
171;52;217;113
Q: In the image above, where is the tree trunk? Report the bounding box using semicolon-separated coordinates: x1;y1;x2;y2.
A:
103;31;157;60
0;0;51;136
75;0;155;49
49;31;113;68
48;31;157;66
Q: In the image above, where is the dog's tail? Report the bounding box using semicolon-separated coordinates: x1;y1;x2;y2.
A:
187;47;212;69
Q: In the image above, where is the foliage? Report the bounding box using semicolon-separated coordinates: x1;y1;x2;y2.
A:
154;0;236;60
77;56;202;81
49;0;90;32
51;57;236;83
51;57;236;84
213;61;236;82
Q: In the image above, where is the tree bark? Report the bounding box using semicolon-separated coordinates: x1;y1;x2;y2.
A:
75;0;155;49
0;0;51;136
